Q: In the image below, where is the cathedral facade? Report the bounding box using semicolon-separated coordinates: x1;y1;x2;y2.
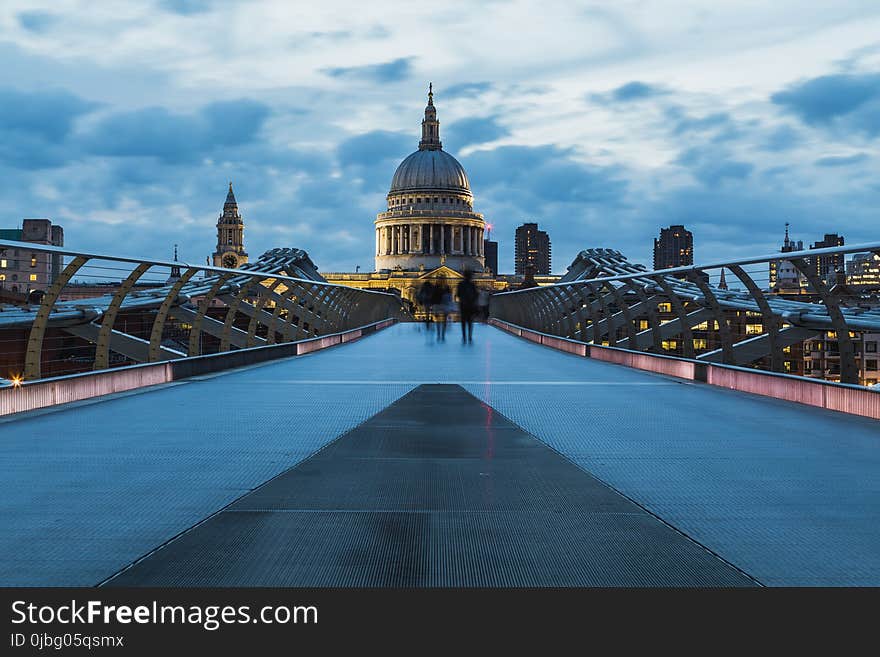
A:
325;87;509;308
374;85;487;274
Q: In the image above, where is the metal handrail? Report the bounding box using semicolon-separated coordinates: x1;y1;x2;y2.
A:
489;243;880;386
496;241;880;295
0;239;398;298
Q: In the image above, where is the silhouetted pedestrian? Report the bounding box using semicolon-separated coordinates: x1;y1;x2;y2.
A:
477;288;490;322
432;283;451;341
416;281;435;328
457;270;478;343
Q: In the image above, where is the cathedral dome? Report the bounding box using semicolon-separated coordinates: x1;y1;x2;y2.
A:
389;149;471;196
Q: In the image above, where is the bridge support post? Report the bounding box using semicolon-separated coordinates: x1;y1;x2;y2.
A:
687;271;735;364
94;262;151;370
790;257;859;384
650;275;696;359
24;256;90;380
727;265;785;372
148;267;200;362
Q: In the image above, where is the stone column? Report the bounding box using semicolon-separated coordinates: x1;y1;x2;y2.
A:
429;224;434;254
439;223;445;254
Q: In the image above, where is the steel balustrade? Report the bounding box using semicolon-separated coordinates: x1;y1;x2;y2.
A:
491;244;880;386
0;240;405;381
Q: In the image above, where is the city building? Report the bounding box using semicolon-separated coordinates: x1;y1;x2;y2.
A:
514;223;551;275
769;223;806;293
809;233;845;284
653;225;693;271
0;218;64;296
804;331;880;386
847;253;880;290
212;183;248;268
484;239;498;275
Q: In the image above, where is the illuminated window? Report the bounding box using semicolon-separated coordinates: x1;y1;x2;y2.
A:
657;302;672;313
0;259;6;268
783;346;791;354
29;274;37;282
0;274;5;281
638;320;649;331
30;254;37;267
693;338;708;349
827;331;837;339
784;361;793;372
661;340;678;351
694;321;709;331
745;323;763;335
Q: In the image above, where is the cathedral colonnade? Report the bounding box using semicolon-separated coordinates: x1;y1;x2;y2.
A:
375;222;485;257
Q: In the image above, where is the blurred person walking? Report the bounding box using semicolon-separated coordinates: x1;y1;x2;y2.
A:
457;270;479;343
432;283;452;341
416;281;435;329
477;287;490;322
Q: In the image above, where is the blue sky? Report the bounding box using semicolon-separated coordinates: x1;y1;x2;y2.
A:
1;1;879;274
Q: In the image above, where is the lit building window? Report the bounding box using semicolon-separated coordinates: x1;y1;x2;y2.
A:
638;320;649;331
29;274;37;282
693;338;708;349
745;323;763;335
694;321;709;331
661;340;678;350
0;259;6;268
30;255;37;267
657;302;672;313
0;274;5;281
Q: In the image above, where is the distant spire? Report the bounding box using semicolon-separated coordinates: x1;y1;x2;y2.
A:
225;181;237;207
167;243;181;284
419;83;442;151
718;268;728;290
784;222;791;247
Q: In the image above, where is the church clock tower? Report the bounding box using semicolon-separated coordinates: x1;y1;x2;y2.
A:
212;182;248;268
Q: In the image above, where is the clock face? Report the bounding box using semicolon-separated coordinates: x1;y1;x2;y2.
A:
222;254;238;269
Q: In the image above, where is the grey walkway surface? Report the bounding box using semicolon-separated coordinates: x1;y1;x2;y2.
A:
2;322;879;585
107;385;753;587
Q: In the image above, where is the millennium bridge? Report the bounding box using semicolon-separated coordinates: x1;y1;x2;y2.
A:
1;239;879;586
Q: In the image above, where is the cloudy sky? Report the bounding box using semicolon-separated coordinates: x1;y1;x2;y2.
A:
1;1;879;274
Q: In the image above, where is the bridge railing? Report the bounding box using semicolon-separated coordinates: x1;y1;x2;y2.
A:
0;240;405;382
490;242;880;386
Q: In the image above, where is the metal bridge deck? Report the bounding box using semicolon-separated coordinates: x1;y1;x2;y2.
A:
1;323;879;586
